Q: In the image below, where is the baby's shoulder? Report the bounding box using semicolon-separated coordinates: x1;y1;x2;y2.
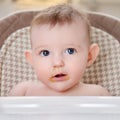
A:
13;81;35;89
9;81;36;96
81;83;111;96
87;84;111;96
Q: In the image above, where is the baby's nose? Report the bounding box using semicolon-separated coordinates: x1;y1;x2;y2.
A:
52;55;64;68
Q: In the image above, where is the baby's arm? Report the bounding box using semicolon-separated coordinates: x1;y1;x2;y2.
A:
9;82;30;96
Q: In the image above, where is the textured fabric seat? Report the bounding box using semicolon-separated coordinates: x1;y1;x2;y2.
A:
0;10;120;96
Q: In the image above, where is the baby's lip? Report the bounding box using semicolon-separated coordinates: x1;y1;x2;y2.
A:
50;73;69;82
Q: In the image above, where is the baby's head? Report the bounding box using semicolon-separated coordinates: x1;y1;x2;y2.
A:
25;4;99;92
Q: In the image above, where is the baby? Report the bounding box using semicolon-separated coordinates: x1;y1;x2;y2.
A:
9;4;110;96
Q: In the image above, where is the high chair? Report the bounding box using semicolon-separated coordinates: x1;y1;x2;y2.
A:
0;10;120;96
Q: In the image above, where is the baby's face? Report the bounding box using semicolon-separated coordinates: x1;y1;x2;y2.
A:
30;21;89;92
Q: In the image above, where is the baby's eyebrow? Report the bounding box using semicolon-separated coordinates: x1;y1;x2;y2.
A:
66;44;81;48
34;45;48;50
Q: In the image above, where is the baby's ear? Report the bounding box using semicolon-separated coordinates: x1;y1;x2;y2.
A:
25;50;34;66
87;43;99;67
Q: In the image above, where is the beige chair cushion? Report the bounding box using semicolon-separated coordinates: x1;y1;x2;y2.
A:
0;27;120;96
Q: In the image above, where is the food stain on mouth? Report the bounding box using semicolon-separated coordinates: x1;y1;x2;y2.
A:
49;73;69;82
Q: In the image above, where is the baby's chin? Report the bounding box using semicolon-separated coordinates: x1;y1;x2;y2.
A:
48;83;77;93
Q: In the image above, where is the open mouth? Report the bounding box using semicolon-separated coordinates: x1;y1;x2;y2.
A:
50;73;69;82
54;73;66;78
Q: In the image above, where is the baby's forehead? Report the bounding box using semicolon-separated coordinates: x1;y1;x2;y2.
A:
31;22;87;38
31;21;90;45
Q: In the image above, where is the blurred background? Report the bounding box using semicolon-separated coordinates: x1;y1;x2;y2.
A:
0;0;120;18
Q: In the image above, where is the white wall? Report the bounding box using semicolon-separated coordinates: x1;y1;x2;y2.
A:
79;0;120;18
0;0;120;18
0;0;18;18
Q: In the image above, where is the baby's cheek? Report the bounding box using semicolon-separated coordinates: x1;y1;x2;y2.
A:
35;68;48;80
73;67;85;79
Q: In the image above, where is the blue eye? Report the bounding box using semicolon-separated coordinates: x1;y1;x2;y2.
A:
66;48;75;55
40;50;50;56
